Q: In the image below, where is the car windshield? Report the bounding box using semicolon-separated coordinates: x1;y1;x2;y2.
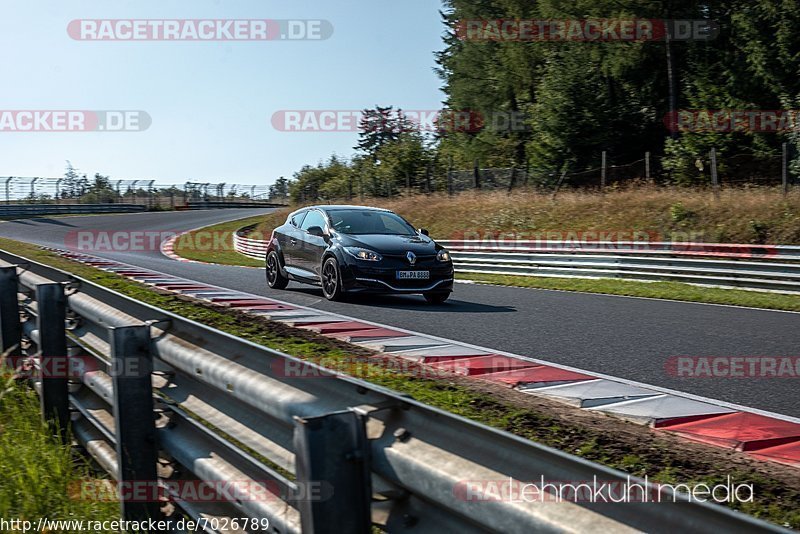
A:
327;209;417;236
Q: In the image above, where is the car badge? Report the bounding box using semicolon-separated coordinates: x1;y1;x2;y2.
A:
406;251;417;265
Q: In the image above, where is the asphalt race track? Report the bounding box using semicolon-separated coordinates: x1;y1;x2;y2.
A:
1;209;798;417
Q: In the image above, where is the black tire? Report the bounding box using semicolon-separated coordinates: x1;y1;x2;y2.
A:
321;256;345;301
266;251;289;290
423;292;450;304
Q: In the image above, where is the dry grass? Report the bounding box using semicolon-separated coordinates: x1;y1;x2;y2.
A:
254;186;800;244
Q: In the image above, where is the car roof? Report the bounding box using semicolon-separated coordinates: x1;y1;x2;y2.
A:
300;205;392;213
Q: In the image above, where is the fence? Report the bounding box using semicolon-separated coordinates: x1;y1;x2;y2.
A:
293;146;796;203
0;177;286;209
0;249;782;533
447;149;793;194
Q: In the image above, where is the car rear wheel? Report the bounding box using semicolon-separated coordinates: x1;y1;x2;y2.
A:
321;257;344;301
266;251;289;289
423;292;450;304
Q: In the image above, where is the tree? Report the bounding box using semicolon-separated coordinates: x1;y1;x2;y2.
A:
289;155;351;203
373;132;435;195
62;161;88;198
355;106;417;160
82;173;116;203
283;0;800;188
268;177;290;200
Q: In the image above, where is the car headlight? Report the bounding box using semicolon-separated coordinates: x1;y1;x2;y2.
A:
437;250;451;262
344;247;383;261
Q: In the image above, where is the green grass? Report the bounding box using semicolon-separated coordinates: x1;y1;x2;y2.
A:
171;215;266;267
1;237;798;529
458;273;800;311
0;376;120;531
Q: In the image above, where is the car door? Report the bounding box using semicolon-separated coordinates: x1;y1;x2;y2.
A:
279;210;307;271
296;209;329;278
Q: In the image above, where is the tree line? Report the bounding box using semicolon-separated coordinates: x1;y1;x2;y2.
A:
284;0;800;202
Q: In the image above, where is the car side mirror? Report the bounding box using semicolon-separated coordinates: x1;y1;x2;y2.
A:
419;228;429;236
307;225;327;238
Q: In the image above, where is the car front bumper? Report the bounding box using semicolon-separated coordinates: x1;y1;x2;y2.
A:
339;257;454;294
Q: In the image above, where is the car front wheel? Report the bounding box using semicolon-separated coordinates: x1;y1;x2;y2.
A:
423;292;450;304
266;251;289;289
321;257;344;301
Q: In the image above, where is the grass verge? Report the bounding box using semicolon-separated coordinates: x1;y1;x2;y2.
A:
3;238;796;528
170;214;266;267
0;374;119;530
458;273;800;312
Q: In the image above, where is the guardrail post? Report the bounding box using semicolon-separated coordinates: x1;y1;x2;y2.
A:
601;150;607;190
110;324;160;523
0;266;22;368
293;410;371;534
710;148;720;199
36;283;70;442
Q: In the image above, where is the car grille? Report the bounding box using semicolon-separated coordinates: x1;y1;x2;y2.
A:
381;254;438;268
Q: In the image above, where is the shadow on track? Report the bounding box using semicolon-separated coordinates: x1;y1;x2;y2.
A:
282;285;516;313
7;217;77;227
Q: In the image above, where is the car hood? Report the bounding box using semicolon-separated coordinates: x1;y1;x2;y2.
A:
334;233;439;254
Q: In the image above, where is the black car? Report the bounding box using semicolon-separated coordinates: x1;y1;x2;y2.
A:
265;205;454;303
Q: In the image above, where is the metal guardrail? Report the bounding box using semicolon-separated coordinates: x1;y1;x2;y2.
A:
234;224;270;259
437;240;800;293
231;227;800;293
186;201;286;210
0;203;147;217
0;249;783;533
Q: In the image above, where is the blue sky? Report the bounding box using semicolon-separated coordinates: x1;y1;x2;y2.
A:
0;1;446;186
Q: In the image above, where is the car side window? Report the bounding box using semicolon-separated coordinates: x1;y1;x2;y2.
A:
290;211;307;228
300;210;327;232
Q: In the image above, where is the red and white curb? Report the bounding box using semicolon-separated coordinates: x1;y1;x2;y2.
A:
48;247;800;469
160;233;197;263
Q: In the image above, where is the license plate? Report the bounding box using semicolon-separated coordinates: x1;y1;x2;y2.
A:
396;270;430;280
